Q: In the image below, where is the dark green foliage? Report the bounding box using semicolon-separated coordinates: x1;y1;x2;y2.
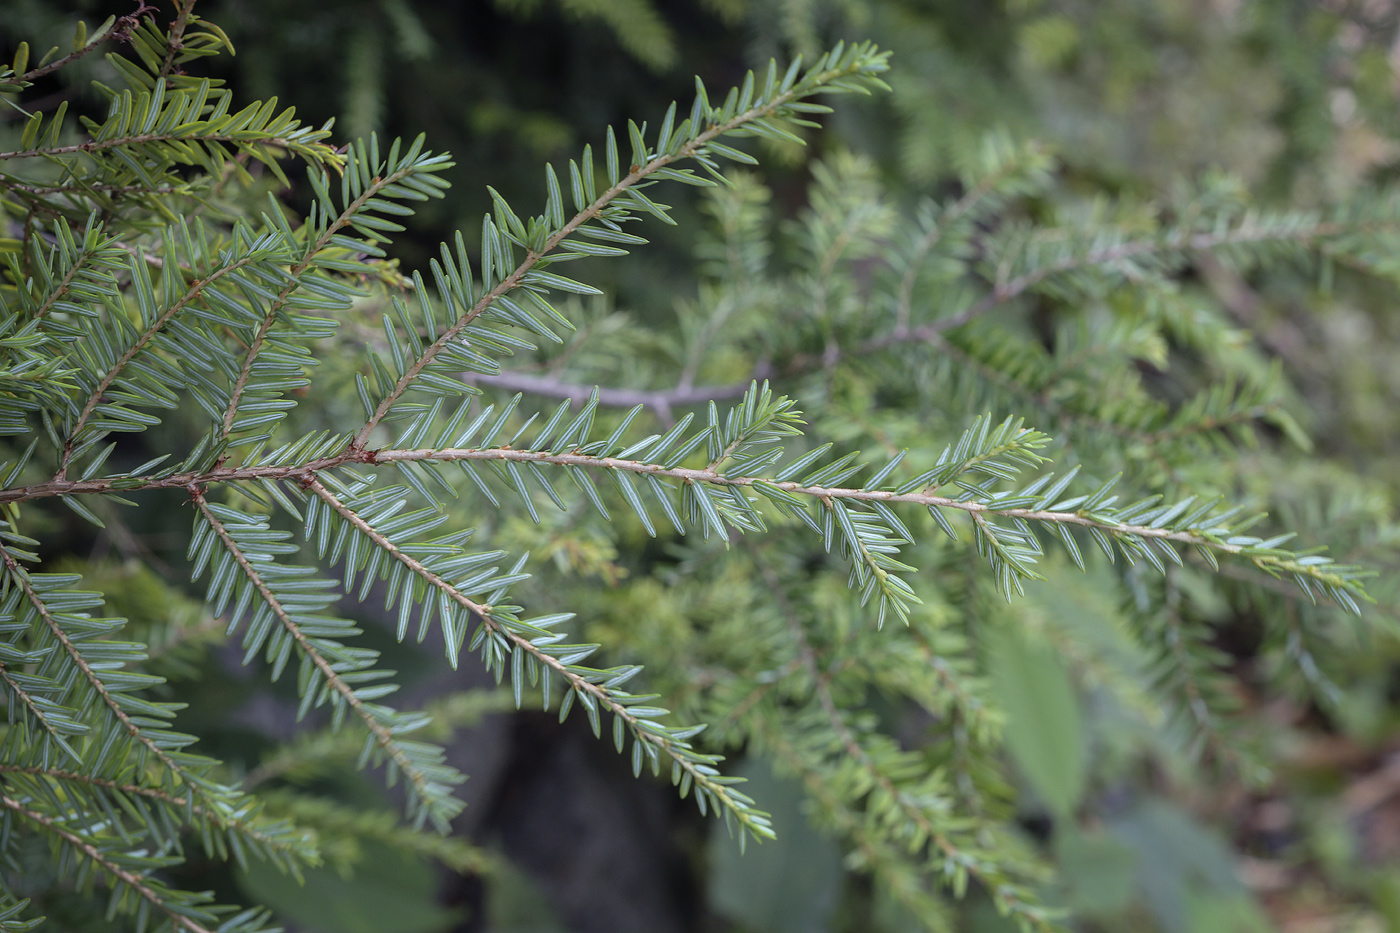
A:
1;3;1399;933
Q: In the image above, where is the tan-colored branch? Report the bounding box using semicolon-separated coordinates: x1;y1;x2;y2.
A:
0;444;1353;591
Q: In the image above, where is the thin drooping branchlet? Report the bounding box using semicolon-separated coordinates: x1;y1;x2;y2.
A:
189;486;478;836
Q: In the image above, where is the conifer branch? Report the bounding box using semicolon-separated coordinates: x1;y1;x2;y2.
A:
763;562;1050;929
0;764;308;859
763;728;1055;931
905;625;993;736
0;661;73;751
0;546;212;797
822;715;1048;928
243;689;513;789
143;613;224;663
458;334;1274;450
0;793;218;933
933;330;1278;452
891;145;1045;334
58;250;273;474
254;789;496;875
1162;601;1225;751
1;11;1390;923
351;49;889;447
0;133;279;162
1;442;1368;604
767;736;957;931
158;0;197;79
302;475;773;838
27;227;115;322
189;489;444;818
0;180;174;197
14;4;153;84
786;211;1378;374
219;162;422;441
1148;570;1256;773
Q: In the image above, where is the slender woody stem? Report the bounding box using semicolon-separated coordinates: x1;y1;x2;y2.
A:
0;132;297;162
0;764;189;805
158;0;197;79
14;3;154;85
0;180;178;196
0;446;1360;595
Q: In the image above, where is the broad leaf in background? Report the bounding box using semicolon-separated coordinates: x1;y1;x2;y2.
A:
988;625;1085;819
1109;798;1255;933
1052;827;1137;920
707;759;845;933
237;840;463;933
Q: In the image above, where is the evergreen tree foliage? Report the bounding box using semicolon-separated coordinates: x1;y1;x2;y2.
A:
0;3;1398;932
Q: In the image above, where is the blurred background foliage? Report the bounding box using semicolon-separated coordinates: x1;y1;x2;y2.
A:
4;1;1400;931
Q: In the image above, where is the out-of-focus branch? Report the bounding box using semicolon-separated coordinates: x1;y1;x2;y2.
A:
465;369;763;423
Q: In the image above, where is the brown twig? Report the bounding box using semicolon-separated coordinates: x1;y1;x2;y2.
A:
158;0;196;79
14;3;157;85
0;443;1361;597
